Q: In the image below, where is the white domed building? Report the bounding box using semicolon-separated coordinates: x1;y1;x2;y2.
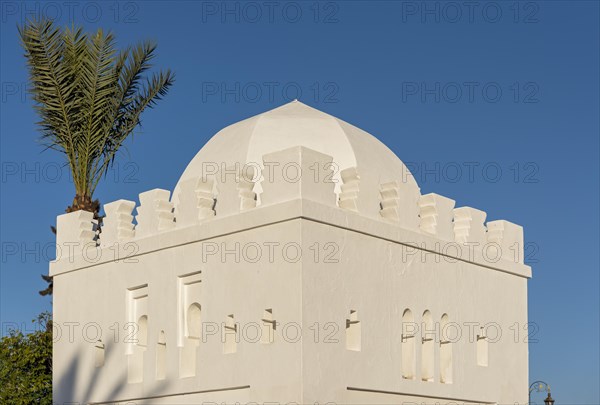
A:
51;101;531;404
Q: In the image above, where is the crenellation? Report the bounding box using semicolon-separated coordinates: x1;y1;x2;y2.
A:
453;206;487;245
338;167;360;212
418;193;456;240
176;177;216;226
214;166;255;216
101;199;136;247
176;177;201;225
379;181;401;222
487;220;524;264
379;181;421;231
197;178;217;220
51;173;524;270
55;210;97;258
238;166;257;211
135;189;175;237
51;168;523;267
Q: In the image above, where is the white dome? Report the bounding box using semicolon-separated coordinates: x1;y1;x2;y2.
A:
173;101;419;209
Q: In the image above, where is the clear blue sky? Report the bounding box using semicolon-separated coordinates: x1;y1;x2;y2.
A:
1;1;598;402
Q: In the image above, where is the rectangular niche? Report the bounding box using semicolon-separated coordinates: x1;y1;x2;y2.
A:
156;331;166;380
477;327;489;367
346;310;361;351
223;314;237;354
94;341;105;368
126;284;148;384
177;271;202;378
261;309;275;344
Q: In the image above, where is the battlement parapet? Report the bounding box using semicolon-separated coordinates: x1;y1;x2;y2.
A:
51;146;527;273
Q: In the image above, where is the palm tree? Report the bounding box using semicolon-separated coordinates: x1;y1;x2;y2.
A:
19;19;174;295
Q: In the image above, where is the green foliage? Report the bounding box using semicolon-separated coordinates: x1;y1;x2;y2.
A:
19;18;174;200
0;312;53;404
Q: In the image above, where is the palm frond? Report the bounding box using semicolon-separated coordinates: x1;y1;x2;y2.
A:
91;69;174;193
77;29;117;196
20;19;174;202
19;18;80;187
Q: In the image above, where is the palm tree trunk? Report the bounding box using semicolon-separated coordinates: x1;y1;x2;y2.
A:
66;194;101;217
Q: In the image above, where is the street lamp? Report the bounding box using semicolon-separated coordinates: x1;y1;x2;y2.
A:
544;392;555;405
529;381;554;405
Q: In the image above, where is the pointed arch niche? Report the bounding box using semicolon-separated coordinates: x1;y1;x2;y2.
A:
401;309;416;379
440;313;453;384
421;310;434;382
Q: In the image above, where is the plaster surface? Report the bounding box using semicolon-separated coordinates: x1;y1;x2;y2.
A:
51;101;530;404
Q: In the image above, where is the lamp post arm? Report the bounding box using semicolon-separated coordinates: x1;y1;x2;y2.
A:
529;381;551;405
